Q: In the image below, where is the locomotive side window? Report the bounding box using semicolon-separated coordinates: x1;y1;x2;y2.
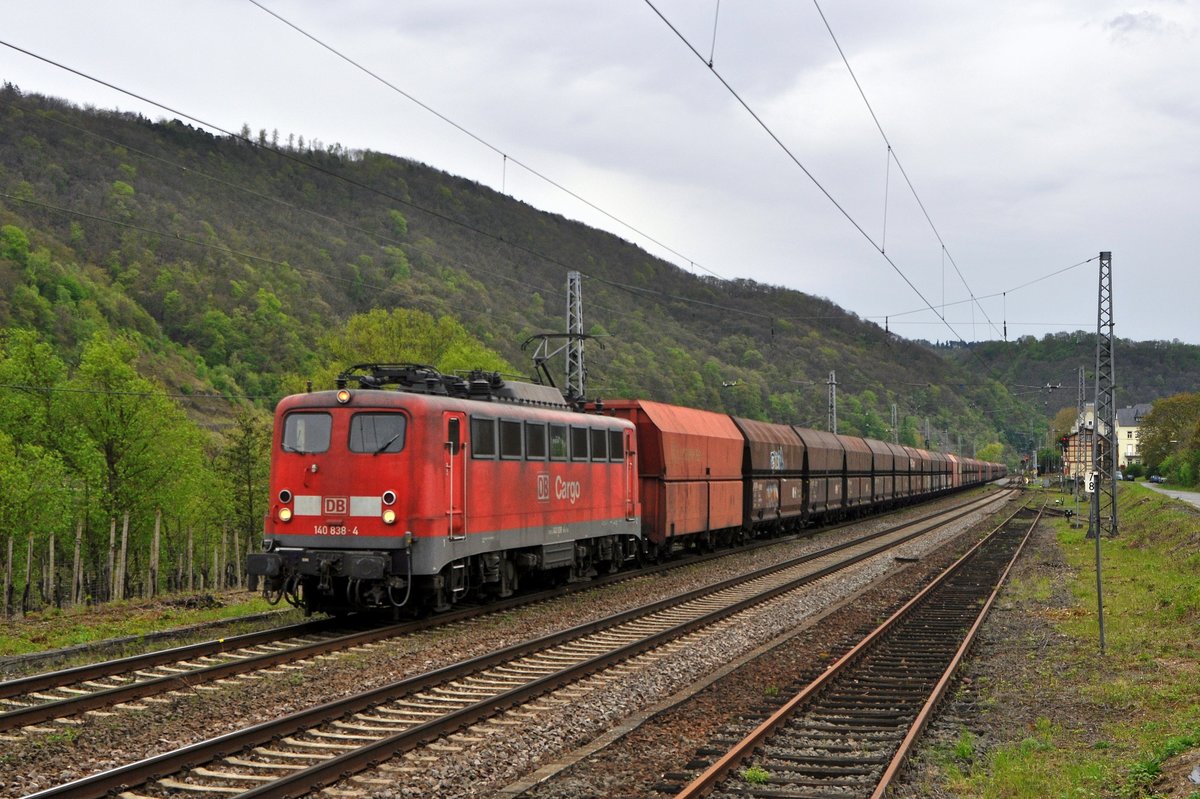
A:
282;412;331;454
570;426;589;461
608;429;623;462
348;413;407;454
549;424;568;461
525;422;547;460
590;428;608;461
471;417;496;458
500;420;523;459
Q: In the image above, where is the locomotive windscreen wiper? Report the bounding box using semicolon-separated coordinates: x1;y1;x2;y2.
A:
372;431;403;455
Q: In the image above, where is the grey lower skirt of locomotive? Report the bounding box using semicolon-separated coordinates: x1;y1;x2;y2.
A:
248;543;416;616
247;532;640;617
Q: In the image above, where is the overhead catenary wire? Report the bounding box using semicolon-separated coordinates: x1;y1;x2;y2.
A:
641;1;1000;383
245;0;727;281
873;256;1098;321
0;40;804;335
0;381;272;402
0;93;596;321
811;0;1000;339
3;34;1017;426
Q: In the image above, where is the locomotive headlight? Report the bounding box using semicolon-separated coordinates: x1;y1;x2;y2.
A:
278;507;293;523
381;509;397;525
336;389;352;404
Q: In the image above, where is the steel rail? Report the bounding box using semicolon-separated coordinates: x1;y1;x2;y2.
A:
2;489;1005;732
27;490;1014;799
671;501;1038;798
0;617;343;700
869;505;1043;798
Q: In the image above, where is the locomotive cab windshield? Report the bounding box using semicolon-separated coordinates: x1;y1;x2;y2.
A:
282;412;331;454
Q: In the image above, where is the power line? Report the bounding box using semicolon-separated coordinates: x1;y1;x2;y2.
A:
641;1;999;383
246;0;727;281
811;0;999;339
0;381;272;402
3;31;976;351
9;92;592;315
873;256;1098;321
0;41;782;337
3;188;594;349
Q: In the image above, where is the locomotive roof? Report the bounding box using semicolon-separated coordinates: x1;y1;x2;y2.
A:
332;362;570;407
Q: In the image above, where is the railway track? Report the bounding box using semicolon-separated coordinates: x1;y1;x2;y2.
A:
0;490;1003;736
665;502;1040;799
25;489;1014;799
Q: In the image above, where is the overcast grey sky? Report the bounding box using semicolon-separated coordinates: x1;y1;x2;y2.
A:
2;1;1197;344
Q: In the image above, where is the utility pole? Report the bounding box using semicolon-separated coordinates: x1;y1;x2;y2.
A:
827;371;838;434
1089;252;1117;539
890;404;898;444
1087;251;1116;655
566;271;585;400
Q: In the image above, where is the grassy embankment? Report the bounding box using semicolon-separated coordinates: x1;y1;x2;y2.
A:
933;483;1200;797
0;591;291;659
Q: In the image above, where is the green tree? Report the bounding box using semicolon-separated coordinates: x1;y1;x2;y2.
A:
64;333;215;591
0;224;31;266
976;442;1005;463
1139;393;1200;469
0;328;67;449
218;409;272;556
1050;405;1078;442
296;307;513;391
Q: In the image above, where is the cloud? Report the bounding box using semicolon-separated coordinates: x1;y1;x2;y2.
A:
1105;10;1176;41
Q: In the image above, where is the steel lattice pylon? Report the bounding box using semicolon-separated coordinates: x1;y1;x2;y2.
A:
566;271;585;399
1089;252;1118;538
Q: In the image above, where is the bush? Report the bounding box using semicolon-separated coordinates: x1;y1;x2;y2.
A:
1158;450;1200;488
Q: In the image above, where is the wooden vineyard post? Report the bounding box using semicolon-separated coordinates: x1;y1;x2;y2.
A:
220;528;228;590
149;509;161;599
107;518;117;602
116;512;130;601
47;533;57;607
22;535;33;616
234;529;243;589
72;520;83;606
3;536;12;618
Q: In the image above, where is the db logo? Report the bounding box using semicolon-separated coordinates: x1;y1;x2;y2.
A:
323;496;348;514
536;474;550;502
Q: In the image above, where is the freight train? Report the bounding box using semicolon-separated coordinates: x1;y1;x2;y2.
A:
247;364;1005;615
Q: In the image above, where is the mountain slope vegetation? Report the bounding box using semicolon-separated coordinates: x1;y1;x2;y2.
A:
0;85;1035;442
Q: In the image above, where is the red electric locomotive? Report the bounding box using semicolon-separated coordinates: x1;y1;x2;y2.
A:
248;365;640;615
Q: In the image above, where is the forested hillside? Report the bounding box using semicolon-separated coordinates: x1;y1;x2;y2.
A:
0;84;1039;610
935;334;1200;418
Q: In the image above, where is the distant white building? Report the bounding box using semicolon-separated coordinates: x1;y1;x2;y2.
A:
1115;403;1153;469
